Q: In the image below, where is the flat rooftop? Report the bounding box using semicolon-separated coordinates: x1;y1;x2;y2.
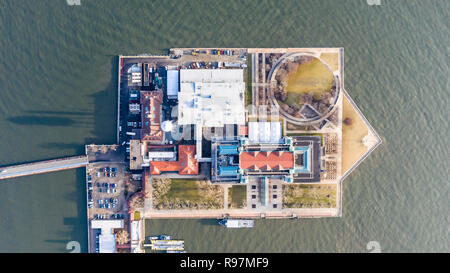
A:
178;69;245;127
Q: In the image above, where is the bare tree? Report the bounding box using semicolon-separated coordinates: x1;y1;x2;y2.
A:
116;229;130;245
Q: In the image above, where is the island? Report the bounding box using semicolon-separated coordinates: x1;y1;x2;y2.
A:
0;48;381;253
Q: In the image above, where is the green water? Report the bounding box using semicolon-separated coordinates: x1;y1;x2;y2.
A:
0;0;448;252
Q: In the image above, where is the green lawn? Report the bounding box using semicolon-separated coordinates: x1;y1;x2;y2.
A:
134;211;140;220
228;185;247;209
283;184;336;208
152;178;224;210
165;179;202;201
285;58;334;104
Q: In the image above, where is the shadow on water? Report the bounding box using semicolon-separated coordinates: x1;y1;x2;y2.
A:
200;219;220;226
7;116;75;126
84;56;118;145
44;239;70;244
45;168;88;253
39;57;117;252
25;110;93;116
39;142;85;155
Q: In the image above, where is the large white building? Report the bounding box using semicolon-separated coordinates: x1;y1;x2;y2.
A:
91;219;123;253
178;69;245;127
248;122;282;144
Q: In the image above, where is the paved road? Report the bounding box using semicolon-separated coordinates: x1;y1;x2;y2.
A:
0;156;88;180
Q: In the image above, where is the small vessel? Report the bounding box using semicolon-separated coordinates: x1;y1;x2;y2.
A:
159;235;172;240
219;219;254;228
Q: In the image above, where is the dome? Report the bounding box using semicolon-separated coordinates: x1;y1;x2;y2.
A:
161;120;174;132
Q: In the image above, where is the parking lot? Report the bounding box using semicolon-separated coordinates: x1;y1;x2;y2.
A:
86;162;127;220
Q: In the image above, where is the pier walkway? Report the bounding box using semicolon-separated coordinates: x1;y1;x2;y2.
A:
0;155;89;180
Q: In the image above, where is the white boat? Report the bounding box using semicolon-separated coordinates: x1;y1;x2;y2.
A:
219;219;254;228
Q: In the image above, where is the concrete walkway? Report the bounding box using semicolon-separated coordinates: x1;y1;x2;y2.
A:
0;155;88;180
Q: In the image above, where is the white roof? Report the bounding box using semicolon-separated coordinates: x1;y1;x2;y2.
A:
148;151;175;159
98;234;116;253
180;69;243;83
178;69;245;127
131;221;139;242
167;70;179;98
130;221;140;253
270;122;282;143
248;122;282;144
91;219;123;230
127;64;142;74
91;220;123;253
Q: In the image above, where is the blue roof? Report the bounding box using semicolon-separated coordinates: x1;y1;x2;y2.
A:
219;145;238;155
218;166;239;176
167;70;179;98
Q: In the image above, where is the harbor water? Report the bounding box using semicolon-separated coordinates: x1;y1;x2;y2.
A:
0;0;448;252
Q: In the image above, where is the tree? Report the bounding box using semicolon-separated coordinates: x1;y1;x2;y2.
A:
130;195;144;209
344;117;353;126
116;229;130;245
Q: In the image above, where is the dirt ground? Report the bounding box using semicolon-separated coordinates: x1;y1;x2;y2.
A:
320;52;339;72
342;96;369;174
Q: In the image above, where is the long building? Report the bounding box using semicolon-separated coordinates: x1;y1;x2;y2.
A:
140;90;164;143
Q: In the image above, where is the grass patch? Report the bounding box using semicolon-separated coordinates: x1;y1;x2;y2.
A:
134;211;140;220
152;178;224;210
284;58;334;104
283;184;336;208
228;185;247;209
165;179;202;200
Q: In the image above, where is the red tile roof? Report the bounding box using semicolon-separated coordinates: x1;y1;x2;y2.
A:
238;125;248;136
141;91;163;143
240;151;294;170
150;145;198;175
